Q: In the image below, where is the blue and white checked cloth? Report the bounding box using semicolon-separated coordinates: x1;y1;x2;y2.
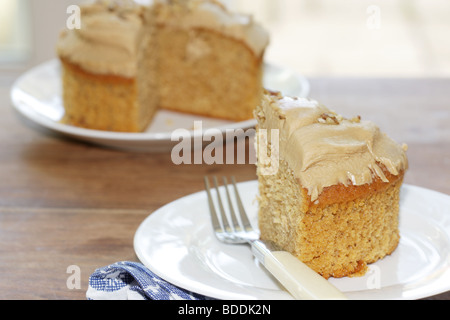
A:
87;261;209;300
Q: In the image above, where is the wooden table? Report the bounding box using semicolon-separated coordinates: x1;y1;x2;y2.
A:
0;76;449;300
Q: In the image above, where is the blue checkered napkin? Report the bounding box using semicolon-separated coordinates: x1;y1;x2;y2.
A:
87;261;209;300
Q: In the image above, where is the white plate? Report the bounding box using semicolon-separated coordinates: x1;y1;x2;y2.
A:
10;60;310;152
134;181;450;300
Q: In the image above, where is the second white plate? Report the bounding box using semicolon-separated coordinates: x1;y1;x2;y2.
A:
134;181;450;300
10;60;310;152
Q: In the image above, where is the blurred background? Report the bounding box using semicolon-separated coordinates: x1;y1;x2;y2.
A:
227;0;450;78
1;0;449;79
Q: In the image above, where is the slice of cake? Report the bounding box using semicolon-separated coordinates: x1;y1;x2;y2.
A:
57;1;158;132
255;91;408;279
154;0;269;121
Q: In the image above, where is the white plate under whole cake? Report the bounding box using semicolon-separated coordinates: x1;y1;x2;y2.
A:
10;59;310;152
134;180;450;300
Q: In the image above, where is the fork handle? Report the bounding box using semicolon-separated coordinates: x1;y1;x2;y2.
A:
252;241;348;300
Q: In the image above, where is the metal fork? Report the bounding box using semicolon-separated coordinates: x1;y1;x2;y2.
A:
204;176;348;300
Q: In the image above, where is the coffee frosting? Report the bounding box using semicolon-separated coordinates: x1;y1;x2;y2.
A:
57;0;147;78
57;0;269;77
259;93;409;202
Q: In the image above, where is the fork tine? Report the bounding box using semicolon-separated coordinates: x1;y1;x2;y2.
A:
204;176;221;233
222;177;241;233
231;176;253;232
212;176;232;233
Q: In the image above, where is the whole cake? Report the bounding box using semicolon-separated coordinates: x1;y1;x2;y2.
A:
255;91;408;279
57;0;269;132
57;1;158;132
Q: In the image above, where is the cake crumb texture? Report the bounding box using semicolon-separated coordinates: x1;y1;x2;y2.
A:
157;27;263;121
60;58;158;133
258;159;402;279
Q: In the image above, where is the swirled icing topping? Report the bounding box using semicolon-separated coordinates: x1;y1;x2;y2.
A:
57;0;269;77
258;92;409;201
57;0;146;78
